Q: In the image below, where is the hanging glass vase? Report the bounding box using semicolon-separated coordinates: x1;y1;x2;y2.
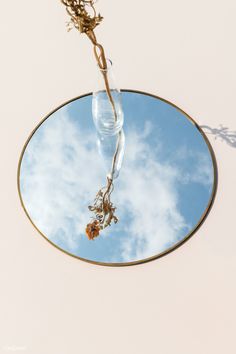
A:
92;58;125;180
92;59;124;136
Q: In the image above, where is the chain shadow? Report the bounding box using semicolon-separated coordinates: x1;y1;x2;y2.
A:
200;124;236;148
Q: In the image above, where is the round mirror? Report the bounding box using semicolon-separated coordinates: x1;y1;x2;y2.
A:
18;90;217;266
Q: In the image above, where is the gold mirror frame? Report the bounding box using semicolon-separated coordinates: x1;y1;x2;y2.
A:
17;89;218;267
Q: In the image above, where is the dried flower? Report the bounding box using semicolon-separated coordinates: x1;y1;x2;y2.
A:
61;0;121;239
86;177;118;239
61;0;103;33
85;220;100;240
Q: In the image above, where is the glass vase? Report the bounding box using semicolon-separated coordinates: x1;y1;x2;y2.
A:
92;59;124;136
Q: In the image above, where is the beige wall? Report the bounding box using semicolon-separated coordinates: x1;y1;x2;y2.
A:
1;1;236;353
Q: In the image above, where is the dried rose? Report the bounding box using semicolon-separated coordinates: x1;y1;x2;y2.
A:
85;220;100;240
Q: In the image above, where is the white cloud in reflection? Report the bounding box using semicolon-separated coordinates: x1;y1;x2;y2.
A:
20;108;213;262
173;145;213;188
115;125;190;261
21;108;105;251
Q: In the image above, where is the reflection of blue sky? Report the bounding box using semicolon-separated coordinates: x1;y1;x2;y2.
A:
20;92;214;263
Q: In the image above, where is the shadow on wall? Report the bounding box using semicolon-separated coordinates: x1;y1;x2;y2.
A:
201;125;236;148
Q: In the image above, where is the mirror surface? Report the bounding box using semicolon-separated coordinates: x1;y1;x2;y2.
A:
18;91;216;265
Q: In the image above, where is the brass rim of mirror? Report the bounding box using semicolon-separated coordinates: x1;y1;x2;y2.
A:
17;90;218;267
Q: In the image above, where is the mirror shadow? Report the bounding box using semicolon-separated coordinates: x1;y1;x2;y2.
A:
201;125;236;148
